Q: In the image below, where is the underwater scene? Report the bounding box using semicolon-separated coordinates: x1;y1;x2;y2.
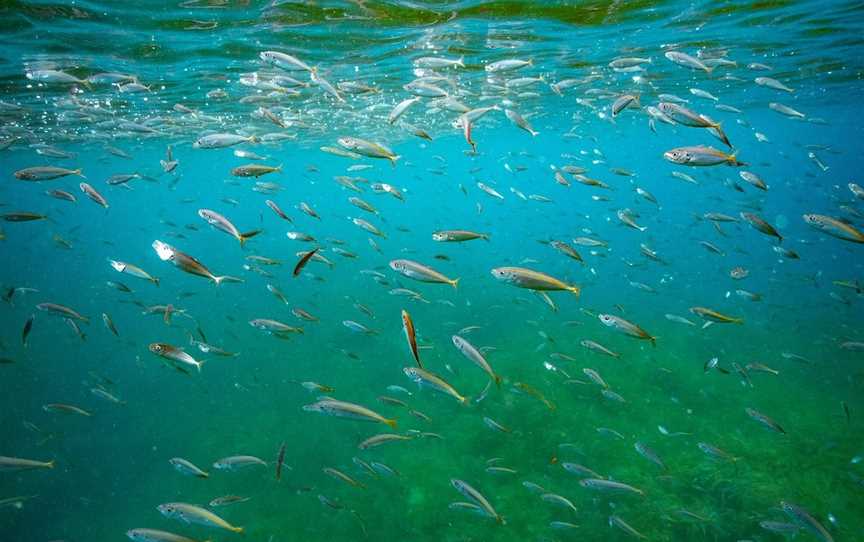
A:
1;1;863;541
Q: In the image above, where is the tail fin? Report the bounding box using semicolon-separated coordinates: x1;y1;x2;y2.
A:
46;460;55;469
74;169;86;179
493;374;502;389
568;286;581;298
389;155;401;168
196;360;205;372
384;418;397;429
152;277;160;287
450;277;460;290
239;229;263;246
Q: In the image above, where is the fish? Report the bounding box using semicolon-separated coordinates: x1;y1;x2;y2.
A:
43;403;92;416
22;314;34;347
541;493;578;513
451;479;504;524
323;467;365;488
169;458;209;478
579;478;644;496
689;306;743;324
598;314;656;346
149;343;205;372
609;516;647;539
337;136;400;165
198;209;261;246
404;366;468;404
390;259;459;288
452;335;501;386
231;163;282;177
741;212;783;242
79;182;109;208
634;442;666;470
102;313;119;336
665;50;712;72
302;398;397;428
36;302;88;322
250;319;303;337
0;456;55;471
581;339;620;358
109;260;159;286
781;501;834;542
126;529;206;542
152;240;242;285
213;456;267;470
664;146;745;167
401;309;422;368
193;133;257;149
358;433;413;449
209;495;251;507
491;267;580;296
745;407;786;434
432;230;489;242
157;502;243;533
293;248;320;277
14;166;85;181
803;214;864;243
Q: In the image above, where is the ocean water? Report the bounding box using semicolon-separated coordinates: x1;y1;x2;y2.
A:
1;1;863;541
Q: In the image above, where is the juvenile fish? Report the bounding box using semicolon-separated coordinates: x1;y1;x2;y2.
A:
302;398;396;428
404;366;468;404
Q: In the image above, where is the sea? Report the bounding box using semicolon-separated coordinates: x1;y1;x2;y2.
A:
1;1;862;541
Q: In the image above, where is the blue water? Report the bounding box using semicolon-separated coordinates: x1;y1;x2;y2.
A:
1;1;863;541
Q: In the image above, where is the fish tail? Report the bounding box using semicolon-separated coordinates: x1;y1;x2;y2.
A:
482;234;491;241
248;135;259;144
389;155;401;167
152;277;160;287
450;277;460;290
197;360;205;372
46;460;55;469
384;418;398;429
568;286;581;298
239;229;263;246
650;336;658;347
231;526;244;534
276;163;283;172
734;318;744;325
493;374;502;389
457;56;465;68
460;396;472;406
530;129;539;137
74;169;86;179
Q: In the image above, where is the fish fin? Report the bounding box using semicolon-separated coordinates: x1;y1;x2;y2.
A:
74;169;86;179
568;286;581;298
457;56;465;68
196;360;206;372
450;277;460;290
232;526;244;534
46;460;55;469
248;135;259;144
735;318;744;325
213;275;244;286
389;155;401;167
650;336;658;347
494;375;502;389
482;234;491;241
152;277;160;287
384;418;398;429
239;229;263;246
276;163;283;172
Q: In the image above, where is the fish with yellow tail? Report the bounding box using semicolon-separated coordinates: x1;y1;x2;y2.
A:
690;306;743;325
803;213;864;243
404;366;469;404
157;502;243;534
598;314;656;346
491;267;580;297
389;259;459;289
197;209;262;246
302;398;397;428
152;240;242;285
663;145;746;167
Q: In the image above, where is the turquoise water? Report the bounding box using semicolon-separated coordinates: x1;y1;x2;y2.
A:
1;1;863;541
